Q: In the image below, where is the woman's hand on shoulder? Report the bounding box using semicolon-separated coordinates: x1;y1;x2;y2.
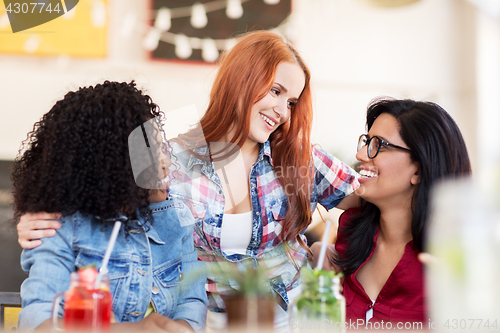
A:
111;314;193;333
17;212;62;249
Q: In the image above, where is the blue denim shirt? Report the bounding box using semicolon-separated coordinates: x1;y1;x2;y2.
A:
19;199;208;332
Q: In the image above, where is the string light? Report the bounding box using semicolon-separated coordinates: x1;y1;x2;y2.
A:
143;28;161;51
224;38;238;51
202;38;219;62
226;0;243;19
191;3;208;28
175;34;193;59
155;8;171;31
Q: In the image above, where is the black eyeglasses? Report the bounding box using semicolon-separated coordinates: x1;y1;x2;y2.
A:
357;134;411;159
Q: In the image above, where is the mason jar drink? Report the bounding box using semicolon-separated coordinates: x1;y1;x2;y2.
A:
52;270;112;332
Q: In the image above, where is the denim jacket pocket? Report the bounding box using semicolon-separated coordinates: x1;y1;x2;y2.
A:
155;257;182;288
154;257;182;315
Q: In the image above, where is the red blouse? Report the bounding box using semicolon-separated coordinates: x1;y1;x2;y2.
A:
335;208;426;326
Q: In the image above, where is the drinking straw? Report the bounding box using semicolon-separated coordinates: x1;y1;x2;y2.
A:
95;220;122;288
316;220;332;271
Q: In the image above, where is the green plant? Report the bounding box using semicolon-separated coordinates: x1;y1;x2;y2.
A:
210;260;273;297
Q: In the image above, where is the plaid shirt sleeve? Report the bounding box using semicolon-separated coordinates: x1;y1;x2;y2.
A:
313;146;360;210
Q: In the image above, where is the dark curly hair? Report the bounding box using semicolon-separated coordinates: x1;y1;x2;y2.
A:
11;81;163;226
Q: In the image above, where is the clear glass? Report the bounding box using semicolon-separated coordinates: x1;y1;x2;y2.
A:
52;272;112;333
290;275;345;333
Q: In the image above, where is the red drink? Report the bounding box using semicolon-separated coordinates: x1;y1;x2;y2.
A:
52;269;112;333
64;285;112;333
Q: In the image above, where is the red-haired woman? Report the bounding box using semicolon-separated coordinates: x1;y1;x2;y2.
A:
167;30;359;331
17;31;360;332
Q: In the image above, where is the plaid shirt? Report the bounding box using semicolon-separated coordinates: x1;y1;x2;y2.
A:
168;140;359;312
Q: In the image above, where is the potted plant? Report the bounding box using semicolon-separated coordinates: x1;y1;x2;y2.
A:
211;260;275;331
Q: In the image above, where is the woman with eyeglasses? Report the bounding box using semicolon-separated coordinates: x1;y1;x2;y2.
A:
315;98;471;325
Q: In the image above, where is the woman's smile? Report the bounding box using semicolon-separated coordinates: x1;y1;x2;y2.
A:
259;113;277;129
358;167;378;182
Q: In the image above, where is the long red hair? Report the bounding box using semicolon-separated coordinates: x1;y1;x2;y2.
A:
177;30;314;254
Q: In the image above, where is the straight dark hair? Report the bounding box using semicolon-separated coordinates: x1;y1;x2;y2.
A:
336;98;472;275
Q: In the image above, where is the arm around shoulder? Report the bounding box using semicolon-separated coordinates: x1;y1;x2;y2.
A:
312;146;360;210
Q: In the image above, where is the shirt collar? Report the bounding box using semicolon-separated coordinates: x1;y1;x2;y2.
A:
186;145;210;171
261;140;273;166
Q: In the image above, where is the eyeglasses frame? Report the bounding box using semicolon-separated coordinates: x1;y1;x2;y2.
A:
358;134;411;159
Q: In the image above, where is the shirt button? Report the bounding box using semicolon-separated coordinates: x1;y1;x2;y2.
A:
137;269;147;276
152;286;160;294
129;311;142;316
256;212;260;216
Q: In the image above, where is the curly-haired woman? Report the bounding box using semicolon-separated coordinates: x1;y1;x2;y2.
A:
13;81;207;333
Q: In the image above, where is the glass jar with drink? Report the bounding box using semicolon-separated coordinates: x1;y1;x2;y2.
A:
52;266;112;333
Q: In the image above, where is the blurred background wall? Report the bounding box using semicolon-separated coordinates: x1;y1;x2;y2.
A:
0;0;499;292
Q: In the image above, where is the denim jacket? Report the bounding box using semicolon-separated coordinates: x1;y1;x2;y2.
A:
19;199;208;332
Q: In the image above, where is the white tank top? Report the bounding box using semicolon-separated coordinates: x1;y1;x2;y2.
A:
220;211;253;255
